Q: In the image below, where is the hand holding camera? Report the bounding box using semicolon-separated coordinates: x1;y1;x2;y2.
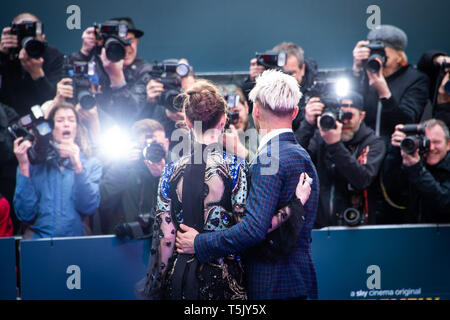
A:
100;47;125;86
146;79;164;103
54;78;74;104
57;140;83;173
19;48;44;80
249;58;265;81
366;66;391;99
318;116;343;145
0;27;17;54
304;97;325;126
352;40;371;72
391;123;430;166
13;137;32;177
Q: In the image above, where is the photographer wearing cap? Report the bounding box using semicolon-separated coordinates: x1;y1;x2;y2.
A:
240;42;318;131
99;118;169;235
13;103;102;239
384;119;450;223
352;25;429;145
70;17;152;128
417;51;450;128
0;12;64;117
296;91;386;227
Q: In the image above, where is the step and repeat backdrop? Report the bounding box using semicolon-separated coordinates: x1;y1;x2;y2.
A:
1;0;449;73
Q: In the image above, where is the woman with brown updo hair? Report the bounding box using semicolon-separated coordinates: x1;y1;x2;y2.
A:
135;80;311;300
135;79;248;300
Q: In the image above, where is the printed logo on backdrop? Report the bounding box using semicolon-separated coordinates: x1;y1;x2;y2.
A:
366;5;381;30
349;265;427;300
66;265;81;290
66;5;81;30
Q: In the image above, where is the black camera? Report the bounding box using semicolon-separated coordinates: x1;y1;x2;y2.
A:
150;60;191;113
224;94;240;129
114;212;154;240
305;80;353;131
63;58;98;110
364;41;386;73
94;22;130;62
7;105;56;164
400;124;430;155
320;103;353;131
337;189;367;227
9;21;48;59
142;140;166;163
255;51;287;70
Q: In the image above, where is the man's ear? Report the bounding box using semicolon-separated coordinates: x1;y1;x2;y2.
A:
292;106;299;120
253;101;260;119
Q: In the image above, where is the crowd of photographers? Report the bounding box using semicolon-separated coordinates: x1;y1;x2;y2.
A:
0;12;449;239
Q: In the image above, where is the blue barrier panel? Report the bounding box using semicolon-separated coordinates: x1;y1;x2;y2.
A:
18;225;450;300
0;237;17;300
311;224;450;300
20;235;150;300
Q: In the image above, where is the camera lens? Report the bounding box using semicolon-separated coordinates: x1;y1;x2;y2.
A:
78;91;96;110
319;112;337;131
23;37;47;59
400;136;419;155
366;56;382;73
143;141;166;163
104;38;126;62
343;208;362;226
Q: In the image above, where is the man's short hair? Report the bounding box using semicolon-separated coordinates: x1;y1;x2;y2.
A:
272;42;304;67
12;12;41;24
249;69;302;114
423;119;450;140
132;118;165;138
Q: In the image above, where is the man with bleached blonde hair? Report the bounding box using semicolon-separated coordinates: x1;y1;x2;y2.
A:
176;69;320;300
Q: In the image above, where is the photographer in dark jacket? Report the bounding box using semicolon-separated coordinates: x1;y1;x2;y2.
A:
0;12;63;117
417;51;450;127
386;119;450;223
240;42;318;131
296;91;386;228
99;118;169;235
70;17;152;128
351;25;429;147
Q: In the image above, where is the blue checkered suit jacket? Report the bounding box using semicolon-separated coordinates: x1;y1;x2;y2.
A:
194;131;319;299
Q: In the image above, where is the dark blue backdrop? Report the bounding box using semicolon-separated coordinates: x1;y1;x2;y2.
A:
0;0;448;72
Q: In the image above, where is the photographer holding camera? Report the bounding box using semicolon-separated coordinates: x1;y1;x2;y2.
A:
417;50;450;128
13;103;102;239
219;84;258;161
352;25;429;146
145;58;195;153
240;42;318;131
70;17;152;128
296;91;386;227
99;118;169;235
384;119;450;223
0;12;64;117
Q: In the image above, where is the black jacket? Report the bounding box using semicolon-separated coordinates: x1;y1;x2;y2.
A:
353;64;429;145
99;160;160;234
70;51;153;128
0;45;64;116
296;120;386;228
417;50;450;128
383;148;450;223
240;57;318;131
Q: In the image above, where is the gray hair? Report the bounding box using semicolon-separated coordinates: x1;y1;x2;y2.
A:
272;42;305;67
423;119;450;140
249;69;302;113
